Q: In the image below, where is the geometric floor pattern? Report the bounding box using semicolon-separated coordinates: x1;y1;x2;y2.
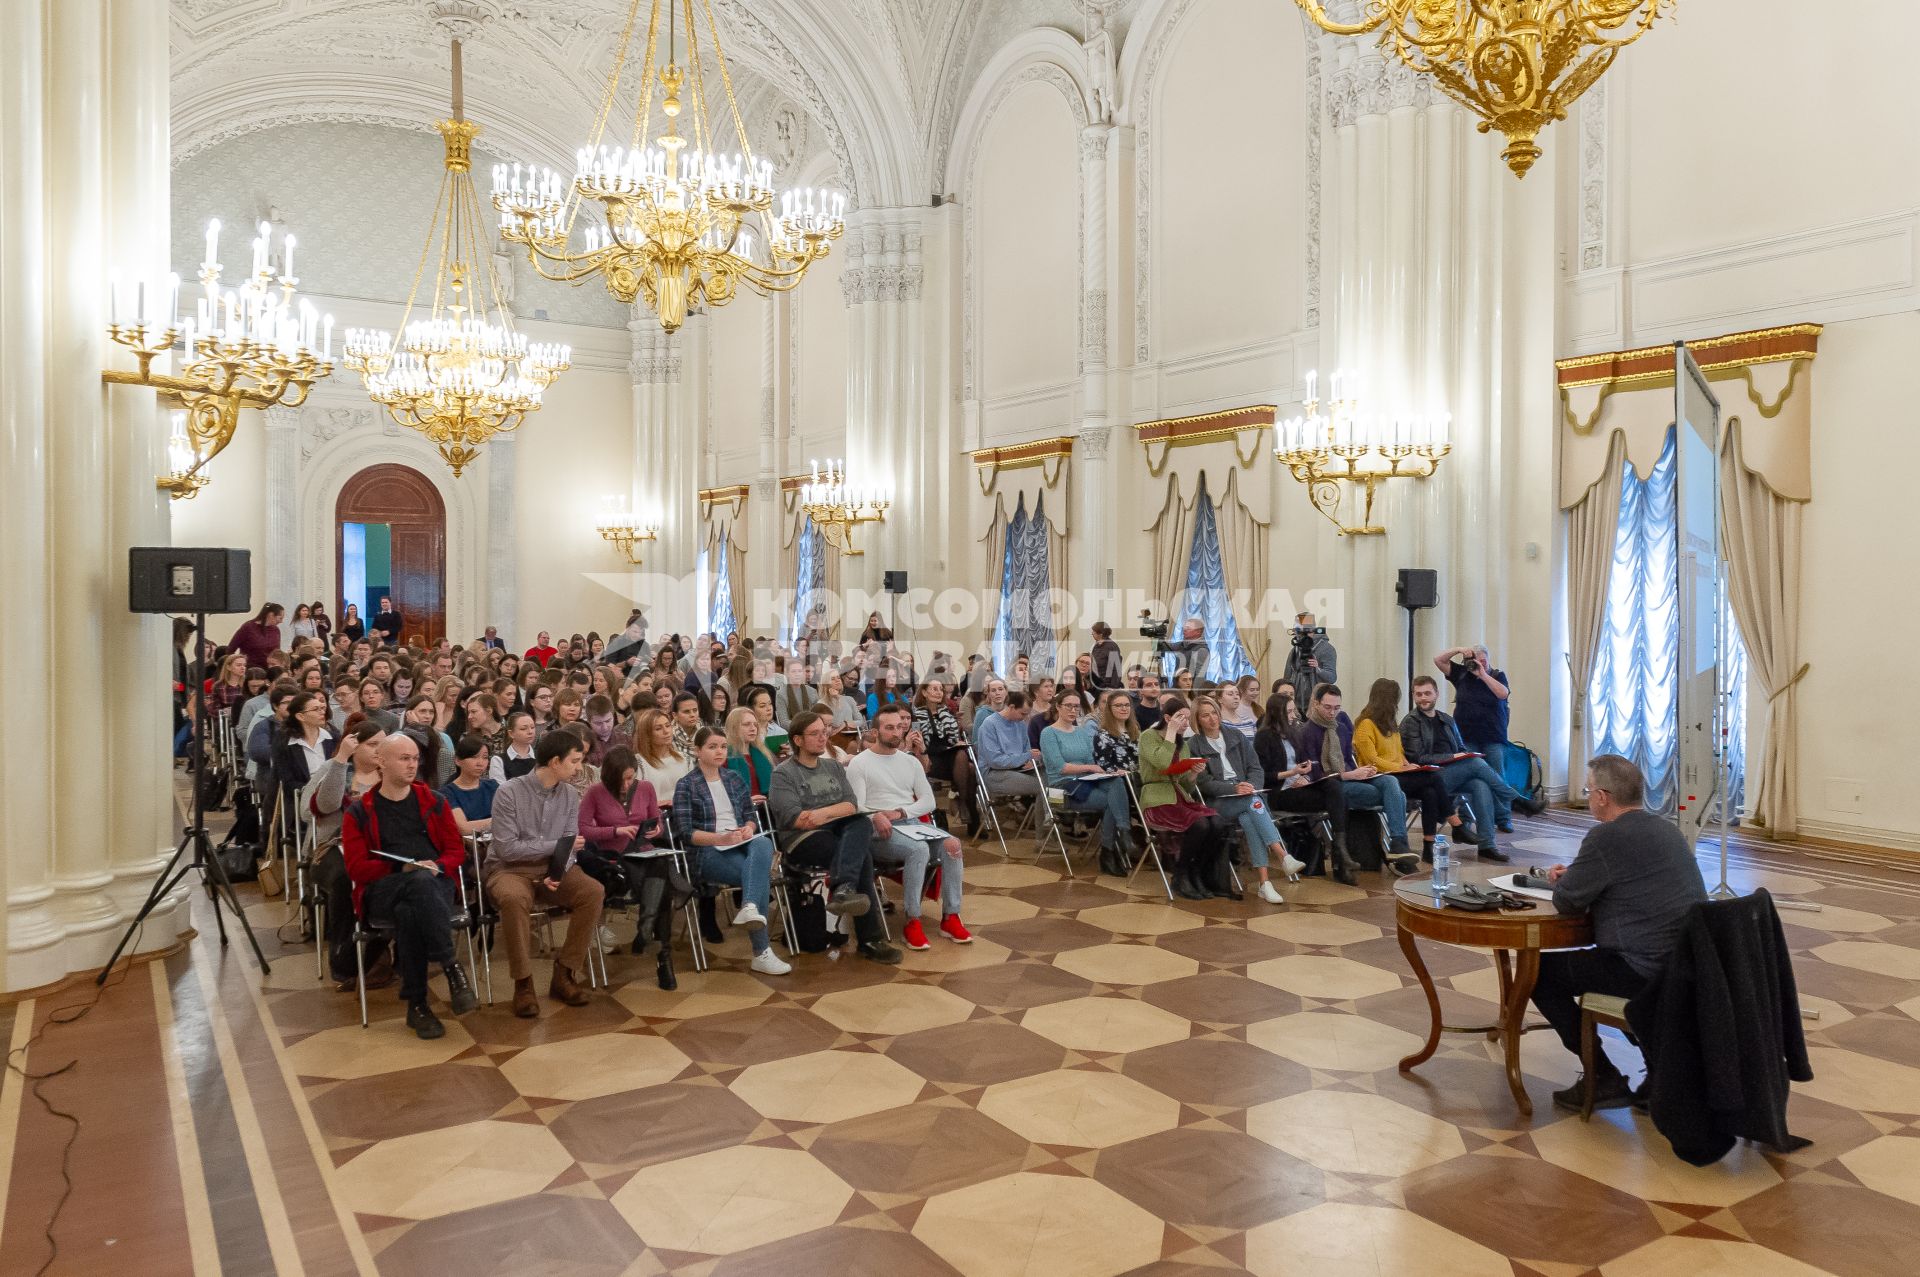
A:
7;809;1920;1276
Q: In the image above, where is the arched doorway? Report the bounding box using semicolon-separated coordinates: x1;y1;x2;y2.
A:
337;463;447;644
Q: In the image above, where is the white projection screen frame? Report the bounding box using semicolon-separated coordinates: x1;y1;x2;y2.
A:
1673;343;1722;854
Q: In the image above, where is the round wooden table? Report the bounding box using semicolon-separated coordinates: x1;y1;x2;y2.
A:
1393;865;1593;1116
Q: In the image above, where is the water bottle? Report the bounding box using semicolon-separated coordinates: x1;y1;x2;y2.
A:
1430;833;1452;903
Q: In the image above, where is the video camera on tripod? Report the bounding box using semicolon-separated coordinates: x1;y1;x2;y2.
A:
1290;623;1327;665
1138;610;1174;654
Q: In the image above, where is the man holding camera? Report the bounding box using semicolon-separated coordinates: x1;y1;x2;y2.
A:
1283;611;1336;698
1435;644;1522;831
1159;616;1210;682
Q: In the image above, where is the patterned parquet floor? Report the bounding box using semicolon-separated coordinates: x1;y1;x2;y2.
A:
7;811;1920;1276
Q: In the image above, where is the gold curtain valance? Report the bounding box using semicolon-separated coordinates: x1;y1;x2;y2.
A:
1557;325;1819;508
970;437;1073;539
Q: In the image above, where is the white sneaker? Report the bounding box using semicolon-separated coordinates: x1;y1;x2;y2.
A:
1279;854;1306;880
732;903;768;932
597;925;617;949
1258;880;1285;905
750;949;792;975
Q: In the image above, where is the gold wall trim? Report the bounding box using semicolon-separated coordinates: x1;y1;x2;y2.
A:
1555;324;1823;390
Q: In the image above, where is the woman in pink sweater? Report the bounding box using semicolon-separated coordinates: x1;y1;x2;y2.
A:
577;747;687;988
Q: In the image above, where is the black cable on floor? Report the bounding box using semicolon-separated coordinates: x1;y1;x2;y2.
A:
4;920;143;1277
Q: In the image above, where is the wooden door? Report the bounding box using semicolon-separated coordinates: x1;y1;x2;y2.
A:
337;463;447;644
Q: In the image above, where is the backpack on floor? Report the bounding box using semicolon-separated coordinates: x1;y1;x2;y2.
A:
1501;742;1543;804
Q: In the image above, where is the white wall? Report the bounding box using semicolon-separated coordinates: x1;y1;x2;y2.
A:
977;80;1080;416
708;289;767;485
511;361;637;643
1620;0;1920;266
1152;0;1305;362
1561;0;1920;847
796;249;849;461
1792;313;1920;847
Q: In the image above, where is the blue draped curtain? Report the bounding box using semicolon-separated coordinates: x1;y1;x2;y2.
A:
707;542;737;641
991;494;1056;676
1164;477;1255;683
1588;429;1751;819
784;516;825;647
1590;432;1679;811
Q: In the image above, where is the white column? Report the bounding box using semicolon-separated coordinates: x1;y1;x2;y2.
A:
47;0;118;953
1;0;61;991
263;405;301;610
1075;126;1115;601
487;435;518;637
103;0;175;909
4;0;179;988
750;295;782;620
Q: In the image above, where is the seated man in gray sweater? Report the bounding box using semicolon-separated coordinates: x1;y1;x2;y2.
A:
488;731;606;1018
1534;753;1707;1110
769;712;902;965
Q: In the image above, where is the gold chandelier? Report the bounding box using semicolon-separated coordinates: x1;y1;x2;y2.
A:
490;0;847;333
344;40;570;477
596;496;660;565
1296;0;1674;177
798;459;891;556
1275;371;1451;535
104;220;334;498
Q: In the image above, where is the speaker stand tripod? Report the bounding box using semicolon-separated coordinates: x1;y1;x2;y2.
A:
99;611;270;984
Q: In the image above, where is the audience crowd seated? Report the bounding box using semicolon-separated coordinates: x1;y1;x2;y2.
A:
185;607;1562;1040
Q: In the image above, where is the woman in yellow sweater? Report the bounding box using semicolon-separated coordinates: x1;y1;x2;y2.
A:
1353;678;1475;858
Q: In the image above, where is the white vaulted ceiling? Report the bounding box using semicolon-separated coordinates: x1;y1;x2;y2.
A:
168;0;1142;204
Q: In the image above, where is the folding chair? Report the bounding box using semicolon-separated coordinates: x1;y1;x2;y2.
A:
1122;773;1175;900
353;850;486;1028
763;806;888;955
1039;785;1093;879
475;837;610;990
623;822;705;972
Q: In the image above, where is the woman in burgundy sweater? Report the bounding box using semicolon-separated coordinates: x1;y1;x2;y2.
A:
228;603;285;669
578;746;686;986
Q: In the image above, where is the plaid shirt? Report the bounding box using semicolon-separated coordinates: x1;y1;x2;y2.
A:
671;766;755;841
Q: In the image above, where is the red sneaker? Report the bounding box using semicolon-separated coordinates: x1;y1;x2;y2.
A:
939;915;973;944
901;919;932;951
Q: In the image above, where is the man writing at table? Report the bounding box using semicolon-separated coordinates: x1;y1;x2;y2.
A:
1533;754;1706;1111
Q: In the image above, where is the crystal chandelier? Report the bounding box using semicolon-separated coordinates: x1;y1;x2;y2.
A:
1295;0;1674;178
490;0;847;334
596;496;660;565
799;459;891;556
1275;371;1451;535
103;218;334;499
344;40;570;477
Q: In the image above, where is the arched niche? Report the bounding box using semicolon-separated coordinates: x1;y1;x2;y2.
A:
336;463;448;645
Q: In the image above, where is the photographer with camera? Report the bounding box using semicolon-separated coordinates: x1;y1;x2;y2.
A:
1145;614;1210;682
1282;611;1336;699
1434;643;1522;831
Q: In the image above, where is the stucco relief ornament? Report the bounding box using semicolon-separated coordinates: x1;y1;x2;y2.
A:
1084;15;1117;125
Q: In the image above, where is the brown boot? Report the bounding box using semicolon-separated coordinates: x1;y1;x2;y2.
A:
512;976;540;1019
548;964;590;1007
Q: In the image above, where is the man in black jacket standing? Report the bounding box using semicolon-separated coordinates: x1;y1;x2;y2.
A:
1536;754;1706;1110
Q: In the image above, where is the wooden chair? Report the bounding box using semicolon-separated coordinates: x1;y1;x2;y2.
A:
1578;992;1633;1120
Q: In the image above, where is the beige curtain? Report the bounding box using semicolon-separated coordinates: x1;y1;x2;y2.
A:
1719;421;1808;836
779;498;800;635
1037;491;1070;641
1564;431;1629;797
1215;469;1272;673
1146;474;1198;617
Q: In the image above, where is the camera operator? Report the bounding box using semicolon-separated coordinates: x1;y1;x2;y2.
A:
1434;643;1519;831
1282;611;1336;698
1158;616;1210;682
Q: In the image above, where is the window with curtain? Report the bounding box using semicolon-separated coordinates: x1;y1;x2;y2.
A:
706;543;737;641
1588;429;1748;818
990;493;1056;676
784;515;825;647
1164;479;1255;683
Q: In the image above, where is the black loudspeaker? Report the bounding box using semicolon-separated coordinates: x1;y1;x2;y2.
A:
1395;568;1438;611
129;547;252;615
883;570;908;594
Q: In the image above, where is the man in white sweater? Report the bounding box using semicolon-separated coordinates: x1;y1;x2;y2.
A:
847;703;971;951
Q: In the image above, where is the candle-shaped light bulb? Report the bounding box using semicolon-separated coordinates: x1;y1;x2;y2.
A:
204;218;221;269
282;233;295;280
323;314;334;362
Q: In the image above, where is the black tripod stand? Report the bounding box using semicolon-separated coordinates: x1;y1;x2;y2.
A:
99;611;270;984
